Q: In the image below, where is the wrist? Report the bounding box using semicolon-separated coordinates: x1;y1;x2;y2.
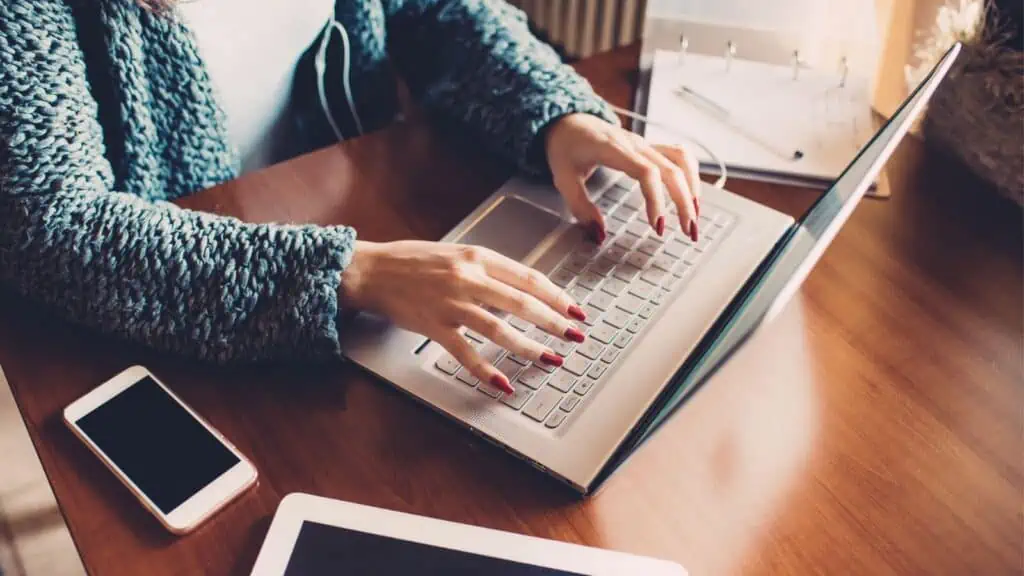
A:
339;240;378;310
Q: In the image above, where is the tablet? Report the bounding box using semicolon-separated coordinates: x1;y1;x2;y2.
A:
250;493;686;575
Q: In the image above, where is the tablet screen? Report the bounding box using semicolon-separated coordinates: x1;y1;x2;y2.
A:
283;521;587;575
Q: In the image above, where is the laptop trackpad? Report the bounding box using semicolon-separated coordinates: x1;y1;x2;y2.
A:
455;197;563;263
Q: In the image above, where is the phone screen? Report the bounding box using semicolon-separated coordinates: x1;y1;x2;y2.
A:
75;376;240;514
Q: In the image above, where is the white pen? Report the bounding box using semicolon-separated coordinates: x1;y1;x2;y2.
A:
675;85;804;162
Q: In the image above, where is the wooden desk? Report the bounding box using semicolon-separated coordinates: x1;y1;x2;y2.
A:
2;47;1021;576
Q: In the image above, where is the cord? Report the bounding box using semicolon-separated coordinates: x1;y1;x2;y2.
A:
316;18;364;142
611;104;728;189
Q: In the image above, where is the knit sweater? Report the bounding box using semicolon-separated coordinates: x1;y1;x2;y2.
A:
0;0;617;363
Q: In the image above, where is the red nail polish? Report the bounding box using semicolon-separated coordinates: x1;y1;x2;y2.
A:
588;221;606;245
540;352;564;367
568;305;587;322
565;327;586;343
690;221;699;242
491;374;514;395
655;216;665;237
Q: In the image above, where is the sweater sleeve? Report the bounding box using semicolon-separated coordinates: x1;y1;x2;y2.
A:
383;0;620;176
0;1;355;364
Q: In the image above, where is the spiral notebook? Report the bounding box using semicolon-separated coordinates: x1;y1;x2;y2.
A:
642;47;877;189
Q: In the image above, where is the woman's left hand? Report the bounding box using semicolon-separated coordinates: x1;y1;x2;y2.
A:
545;113;702;244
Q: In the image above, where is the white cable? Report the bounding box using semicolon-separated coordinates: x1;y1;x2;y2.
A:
611;104;728;189
316;18;364;142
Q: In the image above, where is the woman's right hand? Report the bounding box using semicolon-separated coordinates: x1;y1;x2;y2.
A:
339;240;587;394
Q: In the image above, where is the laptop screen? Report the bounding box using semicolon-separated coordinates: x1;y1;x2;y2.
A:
593;43;962;485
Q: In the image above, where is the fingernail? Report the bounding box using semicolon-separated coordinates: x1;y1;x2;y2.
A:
655;216;665;236
695;197;701;218
689;221;699;242
588;221;606;245
540;351;564;367
491;374;514;395
565;327;586;343
568;304;587;322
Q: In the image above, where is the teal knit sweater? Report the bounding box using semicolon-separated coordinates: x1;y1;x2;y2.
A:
0;0;616;363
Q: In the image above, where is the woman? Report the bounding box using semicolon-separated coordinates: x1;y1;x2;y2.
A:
0;0;699;393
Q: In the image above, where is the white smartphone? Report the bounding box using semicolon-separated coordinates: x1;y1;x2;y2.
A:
63;365;257;534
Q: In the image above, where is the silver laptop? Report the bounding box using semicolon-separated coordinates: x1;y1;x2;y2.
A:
342;44;960;494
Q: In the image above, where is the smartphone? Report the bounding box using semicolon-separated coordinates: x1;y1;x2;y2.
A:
63;366;257;534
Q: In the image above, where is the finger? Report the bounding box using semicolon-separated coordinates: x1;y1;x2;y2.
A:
595;141;666;233
654;144;702;220
479;251;588;325
641;145;697;240
457;305;564;372
437;331;512;394
470;276;579;347
553;171;607;245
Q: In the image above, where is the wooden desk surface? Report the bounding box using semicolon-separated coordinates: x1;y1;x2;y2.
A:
2;47;1021;576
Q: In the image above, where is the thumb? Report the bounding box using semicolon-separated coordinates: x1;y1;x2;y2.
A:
554;172;607;245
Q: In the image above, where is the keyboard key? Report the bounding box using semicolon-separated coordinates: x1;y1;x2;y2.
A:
603;309;631;329
705;224;724;239
652;255;676;272
564;354;592;376
560;394;580;412
606;218;625;234
518;366;548;389
623;190;645;210
496;358;522;382
526;327;551;345
614;332;633;348
550;267;575;287
501;384;532;410
612;264;641;282
563;253;590;273
601;347;620;363
613;235;639;250
587;362;609;380
603;186;627;202
626;252;651;269
695;235;714;252
574;379;596;395
638;238;662;255
638;304;656;319
577;340;604;360
588;291;615;311
507;353;530;365
523;386;563;421
545;410;568;429
590;323;618;344
661;274;682;290
596;196;618;213
568;285;591;303
628;282;654;299
508;316;531;332
581;305;601;326
548;370;577;392
615;294;645;315
477;381;502;398
465;330;486;343
601;245;628;262
589;258;616;277
662;240;689;258
626;317;645;334
456;369;478;386
480;343;504;364
577;271;604;290
600;277;628;296
683;249;703;265
534;359;557;373
625;220;649;237
574;242;601;259
435;354;460;375
641;267;667;286
610;204;635;222
551;339;575;357
651;289;671;305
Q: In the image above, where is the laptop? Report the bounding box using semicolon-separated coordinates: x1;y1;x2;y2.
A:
342;44;961;495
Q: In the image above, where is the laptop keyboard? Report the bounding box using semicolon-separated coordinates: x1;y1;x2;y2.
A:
433;177;736;432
